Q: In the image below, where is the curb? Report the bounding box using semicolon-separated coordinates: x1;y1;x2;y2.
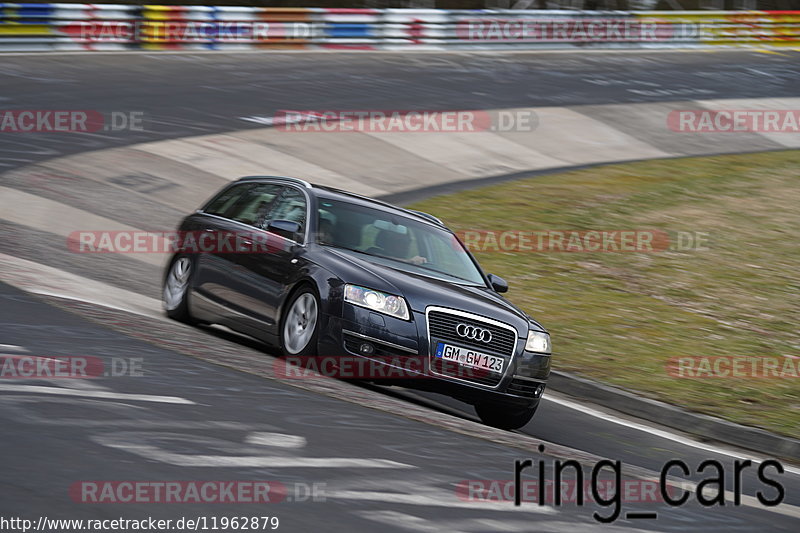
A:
548;370;800;461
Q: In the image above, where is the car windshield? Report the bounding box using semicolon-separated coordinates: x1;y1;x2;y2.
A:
317;198;486;286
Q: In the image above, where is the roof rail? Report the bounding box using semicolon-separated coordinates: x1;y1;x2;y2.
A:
316;186;405;211
405;209;444;226
236;175;313;188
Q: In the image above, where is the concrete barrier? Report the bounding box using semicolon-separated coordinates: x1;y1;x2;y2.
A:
1;4;798;52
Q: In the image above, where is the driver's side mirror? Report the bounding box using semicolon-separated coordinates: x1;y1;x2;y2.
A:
487;274;508;293
267;219;302;242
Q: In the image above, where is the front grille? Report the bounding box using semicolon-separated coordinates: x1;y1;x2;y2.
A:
506;378;545;398
427;310;517;356
427;309;518;388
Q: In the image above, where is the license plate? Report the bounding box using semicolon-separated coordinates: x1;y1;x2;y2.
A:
435;342;504;373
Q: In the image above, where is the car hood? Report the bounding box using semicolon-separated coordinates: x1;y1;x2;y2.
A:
320;247;546;334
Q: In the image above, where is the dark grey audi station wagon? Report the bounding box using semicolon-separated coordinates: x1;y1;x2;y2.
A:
163;176;551;429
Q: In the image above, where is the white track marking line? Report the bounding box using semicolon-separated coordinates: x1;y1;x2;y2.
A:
93;439;413;469
333;490;556;514
0;344;29;353
245;432;307;448
543;393;800;476
39;379;107;391
660;478;800;520
721;490;800;520
0;384;194;404
355;511;442;533
357;511;653;533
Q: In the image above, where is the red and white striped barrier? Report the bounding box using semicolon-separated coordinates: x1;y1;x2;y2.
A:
1;5;798;52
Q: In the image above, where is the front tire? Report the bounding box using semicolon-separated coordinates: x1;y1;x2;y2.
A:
163;255;195;323
475;401;538;430
281;287;320;357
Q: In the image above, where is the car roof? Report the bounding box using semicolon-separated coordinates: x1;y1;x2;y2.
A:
235;175;446;228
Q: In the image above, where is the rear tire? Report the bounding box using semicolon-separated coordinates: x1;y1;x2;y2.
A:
163;255;195;324
475;401;538;430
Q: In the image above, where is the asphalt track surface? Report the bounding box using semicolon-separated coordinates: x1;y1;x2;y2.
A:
1;50;800;531
2;49;800;171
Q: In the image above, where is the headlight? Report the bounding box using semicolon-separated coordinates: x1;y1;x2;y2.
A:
525;330;551;354
344;284;410;321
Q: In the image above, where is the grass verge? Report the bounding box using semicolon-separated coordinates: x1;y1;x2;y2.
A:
410;151;800;439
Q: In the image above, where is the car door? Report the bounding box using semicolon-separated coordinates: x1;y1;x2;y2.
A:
228;185;309;336
191;182;254;305
192;182;282;315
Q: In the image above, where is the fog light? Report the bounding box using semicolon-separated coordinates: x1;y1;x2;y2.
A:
359;343;375;355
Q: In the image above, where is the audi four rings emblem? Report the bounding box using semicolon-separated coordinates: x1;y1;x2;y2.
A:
455;323;492;343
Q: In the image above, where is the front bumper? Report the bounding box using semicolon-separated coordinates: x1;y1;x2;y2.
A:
317;304;550;407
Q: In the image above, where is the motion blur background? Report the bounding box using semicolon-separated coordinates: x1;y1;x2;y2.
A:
1;0;799;531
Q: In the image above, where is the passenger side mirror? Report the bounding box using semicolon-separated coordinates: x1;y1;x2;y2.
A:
267;219;302;242
487;274;508;293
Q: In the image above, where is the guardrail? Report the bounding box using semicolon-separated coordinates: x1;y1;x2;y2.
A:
1;5;798;51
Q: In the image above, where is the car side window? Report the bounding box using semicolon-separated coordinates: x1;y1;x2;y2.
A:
261;187;307;243
203;183;254;217
227;184;284;226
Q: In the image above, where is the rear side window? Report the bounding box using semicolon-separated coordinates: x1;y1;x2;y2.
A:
203;183;253;217
227;184;284;226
